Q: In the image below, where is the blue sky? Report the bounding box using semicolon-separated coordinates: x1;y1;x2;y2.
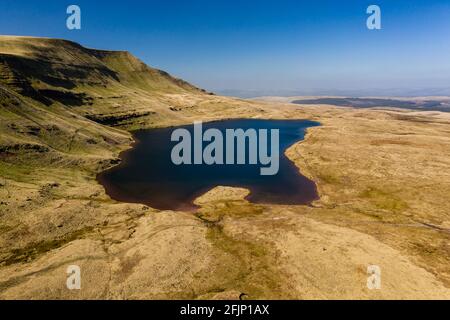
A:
1;0;450;96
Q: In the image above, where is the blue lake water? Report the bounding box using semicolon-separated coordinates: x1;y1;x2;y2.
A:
97;119;320;210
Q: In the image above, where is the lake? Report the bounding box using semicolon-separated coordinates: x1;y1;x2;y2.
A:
97;119;320;210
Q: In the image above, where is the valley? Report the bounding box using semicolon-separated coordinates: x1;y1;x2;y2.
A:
0;36;450;299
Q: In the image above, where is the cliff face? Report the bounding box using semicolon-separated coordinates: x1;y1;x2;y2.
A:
0;36;204;99
0;36;211;126
0;36;224;165
0;35;254;182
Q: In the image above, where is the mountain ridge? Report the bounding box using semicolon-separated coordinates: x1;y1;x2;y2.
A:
0;36;209;112
0;35;255;167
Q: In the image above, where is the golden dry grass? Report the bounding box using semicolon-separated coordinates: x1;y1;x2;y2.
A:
1;36;450;299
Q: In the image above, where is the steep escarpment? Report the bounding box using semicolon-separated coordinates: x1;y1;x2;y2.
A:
0;36;220;128
0;36;255;162
0;36;204;95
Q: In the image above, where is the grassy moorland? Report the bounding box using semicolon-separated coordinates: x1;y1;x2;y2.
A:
0;36;449;299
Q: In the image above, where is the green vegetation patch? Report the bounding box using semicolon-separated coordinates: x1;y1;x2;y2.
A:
204;225;285;299
196;201;264;223
317;171;340;184
198;201;291;299
360;187;409;212
1;226;94;266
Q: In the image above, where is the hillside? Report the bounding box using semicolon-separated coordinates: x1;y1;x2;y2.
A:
0;36;204;94
0;36;218;127
0;36;258;172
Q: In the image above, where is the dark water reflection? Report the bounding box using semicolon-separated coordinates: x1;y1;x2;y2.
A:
97;119;320;210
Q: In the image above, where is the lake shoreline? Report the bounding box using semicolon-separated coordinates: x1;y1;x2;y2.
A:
97;118;321;211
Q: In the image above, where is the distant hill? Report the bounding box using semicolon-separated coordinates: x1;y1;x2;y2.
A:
291;97;450;112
